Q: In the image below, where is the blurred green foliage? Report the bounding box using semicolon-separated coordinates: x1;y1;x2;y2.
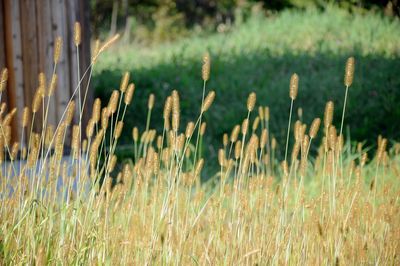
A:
92;7;400;171
91;0;399;43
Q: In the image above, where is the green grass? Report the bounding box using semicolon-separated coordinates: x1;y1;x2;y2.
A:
93;7;400;167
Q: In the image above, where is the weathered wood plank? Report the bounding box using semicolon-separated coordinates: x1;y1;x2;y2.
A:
9;0;26;141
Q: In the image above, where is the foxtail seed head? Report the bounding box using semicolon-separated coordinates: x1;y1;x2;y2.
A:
114;121;124;139
124;83;135;105
74;22;81;46
22;107;30;128
132;127;139;142
241;118;249;135
200;122;207;136
201;90;215;112
148;94;155;110
120;72;130;93
289;73;299;100
54;37;62;64
185;122;195;139
48;74;57;96
264;106;270;122
247;92;256;112
0;68;8;92
309;118;321;139
324;101;334;128
230;125;240;142
92;39;100;63
202;52;210;81
344;57;355;87
99;34;120;54
172;90;180;132
65;101;75;125
32;90;42;113
108;90;120;114
92;98;101;122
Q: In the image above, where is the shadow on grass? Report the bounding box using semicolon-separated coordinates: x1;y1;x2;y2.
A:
93;50;400;173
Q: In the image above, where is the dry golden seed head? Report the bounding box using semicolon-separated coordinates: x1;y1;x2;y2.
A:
119;72;130;93
54;37;62;64
92;39;101;63
309;118;321;139
264;106;270;122
271;137;277;150
252;116;260;132
247;92;256;112
0;68;8;92
32;90;43;113
241;118;249;135
108;155;117;172
294;120;301;140
299;158;307;176
194;158;204;177
289;73;299;100
324;101;334;128
258;106;264;120
101;107;109;129
45;125;54;148
230;125;240;143
124;83;135;105
291;141;301;162
114;121;124;139
132;127;139;142
297;107;303;119
38;72;46;92
302;135;309;158
148;93;155;110
2;108;17;126
11;142;19;160
260;129;268;148
185;121;195;139
218;148;226;167
108;90;120;114
377;138;387;161
92;98;101;122
172;90;180;132
223;133;228;147
200;122;207;136
328;125;337;151
74;22;81;46
22;107;30;128
157;135;163;149
163;96;172;119
65;101;76;125
99;34;120;54
201;90;216;113
86;119;95;138
344;57;355;87
72;125;80;153
234;140;241;159
336;134;344;152
48;74;58;96
281;160;289;176
202;52;210;81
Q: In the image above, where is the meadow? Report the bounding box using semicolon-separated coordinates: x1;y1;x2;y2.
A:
94;7;400;165
0;8;400;265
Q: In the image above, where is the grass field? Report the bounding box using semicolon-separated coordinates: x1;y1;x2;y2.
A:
1;8;400;265
94;7;400;166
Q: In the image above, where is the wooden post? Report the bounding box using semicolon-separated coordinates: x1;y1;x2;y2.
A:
1;0;92;146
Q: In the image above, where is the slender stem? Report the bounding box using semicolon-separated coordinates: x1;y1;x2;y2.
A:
284;99;294;162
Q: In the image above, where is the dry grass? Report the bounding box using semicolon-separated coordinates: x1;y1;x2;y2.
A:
0;25;399;265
